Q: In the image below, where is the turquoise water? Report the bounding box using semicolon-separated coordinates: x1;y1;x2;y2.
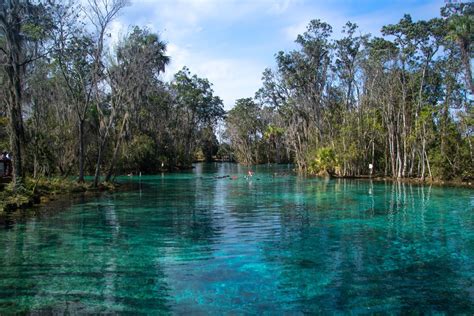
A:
0;163;473;314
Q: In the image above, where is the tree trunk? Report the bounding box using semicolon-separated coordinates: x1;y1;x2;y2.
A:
6;65;24;188
460;40;474;95
421;142;426;181
105;113;129;182
78;119;85;182
3;4;25;190
93;140;104;187
7;71;24;188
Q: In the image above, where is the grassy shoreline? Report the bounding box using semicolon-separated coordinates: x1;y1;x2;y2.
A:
0;177;118;214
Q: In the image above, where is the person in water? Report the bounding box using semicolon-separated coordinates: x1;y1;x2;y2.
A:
247;170;253;177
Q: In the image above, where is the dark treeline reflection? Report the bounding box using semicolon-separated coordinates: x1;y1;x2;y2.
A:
0;164;472;313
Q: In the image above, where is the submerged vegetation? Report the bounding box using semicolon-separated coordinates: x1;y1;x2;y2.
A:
0;0;472;198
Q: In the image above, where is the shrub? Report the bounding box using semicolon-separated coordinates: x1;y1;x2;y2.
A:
308;147;339;176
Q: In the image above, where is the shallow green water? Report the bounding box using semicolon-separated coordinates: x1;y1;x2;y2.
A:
0;163;473;314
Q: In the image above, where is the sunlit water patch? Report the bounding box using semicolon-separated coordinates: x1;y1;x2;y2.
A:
0;163;472;313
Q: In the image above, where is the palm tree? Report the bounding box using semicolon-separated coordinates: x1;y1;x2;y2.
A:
446;4;474;94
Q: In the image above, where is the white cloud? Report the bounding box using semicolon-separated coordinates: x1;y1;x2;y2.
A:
281;3;352;41
283;20;307;41
195;59;263;109
267;0;299;14
164;44;263;110
122;0;284;109
118;0;443;111
164;43;191;80
107;20;127;48
130;0;299;33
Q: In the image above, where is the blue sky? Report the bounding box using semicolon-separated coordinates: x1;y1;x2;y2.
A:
110;0;444;109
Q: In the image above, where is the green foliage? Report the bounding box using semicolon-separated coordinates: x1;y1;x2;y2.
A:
0;0;471;187
172;67;225;126
430;121;473;180
216;143;234;161
263;125;284;141
308;147;339;176
127;134;156;172
0;177;92;213
225;98;263;165
116;26;170;77
445;4;474;43
200;127;219;162
165;67;225;166
0;117;8;152
235;8;472;181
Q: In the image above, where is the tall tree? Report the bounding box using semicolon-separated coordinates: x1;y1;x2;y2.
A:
226;98;262;165
0;0;53;189
444;2;473;94
171;67;224;166
104;26;169;181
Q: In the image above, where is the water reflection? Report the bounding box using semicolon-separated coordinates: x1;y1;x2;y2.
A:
0;199;173;313
259;178;472;313
0;163;472;313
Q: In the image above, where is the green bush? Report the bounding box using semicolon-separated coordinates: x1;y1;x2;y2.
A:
308;147;339;176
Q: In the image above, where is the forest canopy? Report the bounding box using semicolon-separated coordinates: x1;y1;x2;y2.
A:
225;3;473;181
0;0;224;189
0;0;472;190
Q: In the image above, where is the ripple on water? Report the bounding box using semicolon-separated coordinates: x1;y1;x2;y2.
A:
0;163;472;314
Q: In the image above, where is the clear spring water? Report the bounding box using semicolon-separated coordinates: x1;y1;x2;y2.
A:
0;163;473;314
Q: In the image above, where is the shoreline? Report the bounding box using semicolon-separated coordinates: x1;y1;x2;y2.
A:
1;168;472;218
0;179;144;227
0;178;139;215
327;174;474;189
0;190;101;227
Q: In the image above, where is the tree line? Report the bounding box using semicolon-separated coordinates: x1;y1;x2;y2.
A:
1;1;472;190
0;0;224;190
224;3;473;181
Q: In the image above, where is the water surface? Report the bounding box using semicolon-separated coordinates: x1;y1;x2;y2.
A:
0;163;473;313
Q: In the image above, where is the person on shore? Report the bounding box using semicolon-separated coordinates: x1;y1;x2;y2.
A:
0;152;5;176
1;151;11;176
